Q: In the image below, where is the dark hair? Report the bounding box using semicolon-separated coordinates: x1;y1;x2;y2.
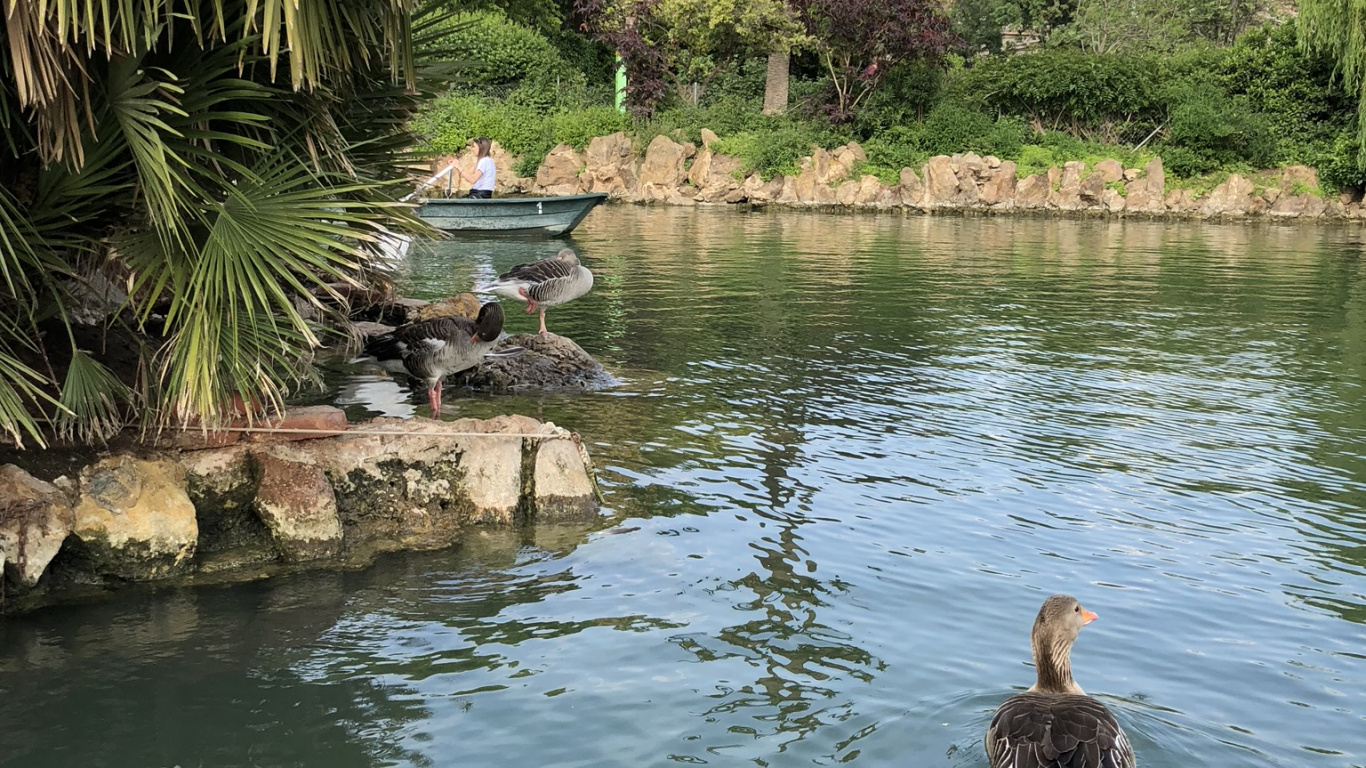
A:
471;137;491;159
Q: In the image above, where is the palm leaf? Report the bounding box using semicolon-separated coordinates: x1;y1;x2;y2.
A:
54;347;134;443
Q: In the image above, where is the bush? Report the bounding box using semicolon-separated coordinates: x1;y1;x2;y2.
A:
1161;80;1276;171
954;49;1162;141
854;59;945;136
421;10;561;86
551;106;630;149
1314;132;1366;192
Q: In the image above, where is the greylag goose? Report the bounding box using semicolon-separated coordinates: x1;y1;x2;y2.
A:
363;301;521;413
986;595;1135;768
477;248;593;335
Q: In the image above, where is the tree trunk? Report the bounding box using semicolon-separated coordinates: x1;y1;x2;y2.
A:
762;50;789;115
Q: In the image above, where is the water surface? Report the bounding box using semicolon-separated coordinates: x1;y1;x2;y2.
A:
3;207;1366;767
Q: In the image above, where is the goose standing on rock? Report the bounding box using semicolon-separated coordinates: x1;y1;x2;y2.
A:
363;301;521;414
477;248;593;335
986;594;1135;768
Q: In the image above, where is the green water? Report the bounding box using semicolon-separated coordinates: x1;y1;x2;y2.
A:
3;206;1365;767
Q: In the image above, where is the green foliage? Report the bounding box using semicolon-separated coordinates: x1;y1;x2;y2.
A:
1159;80;1276;173
421;9;561;86
710;122;850;179
1314;131;1366;191
551;106;631;148
955;49;1162;141
853;59;945;136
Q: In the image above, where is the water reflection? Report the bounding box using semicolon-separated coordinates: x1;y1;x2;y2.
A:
5;208;1366;767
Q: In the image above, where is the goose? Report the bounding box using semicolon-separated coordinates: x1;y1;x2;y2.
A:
986;595;1135;768
477;248;593;335
363;301;522;413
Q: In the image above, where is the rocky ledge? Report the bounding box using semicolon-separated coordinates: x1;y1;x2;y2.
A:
447;131;1359;220
0;411;600;613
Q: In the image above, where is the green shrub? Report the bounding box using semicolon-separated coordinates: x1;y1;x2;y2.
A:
955;49;1163;137
1314;132;1366;192
917;103;1027;158
551;106;630;149
1161;80;1276;172
854;59;945;136
421;10;561;86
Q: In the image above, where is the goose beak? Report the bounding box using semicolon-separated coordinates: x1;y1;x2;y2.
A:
1080;608;1099;625
469;332;479;343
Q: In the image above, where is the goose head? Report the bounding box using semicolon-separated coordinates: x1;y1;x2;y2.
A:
1029;594;1098;695
554;247;580;266
471;301;505;343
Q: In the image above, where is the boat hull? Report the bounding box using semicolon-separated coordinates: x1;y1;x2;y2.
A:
417;193;608;236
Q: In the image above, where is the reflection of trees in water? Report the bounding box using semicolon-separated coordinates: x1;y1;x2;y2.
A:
673;513;882;761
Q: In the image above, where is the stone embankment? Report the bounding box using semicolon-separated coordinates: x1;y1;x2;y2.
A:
0;411;600;612
442;131;1357;220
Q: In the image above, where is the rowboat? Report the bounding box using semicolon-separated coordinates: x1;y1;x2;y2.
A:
402;162;607;237
416;193;608;236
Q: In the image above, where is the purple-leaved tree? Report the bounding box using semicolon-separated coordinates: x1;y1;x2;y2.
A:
794;0;954;121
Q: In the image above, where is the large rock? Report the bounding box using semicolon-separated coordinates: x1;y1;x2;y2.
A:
1015;173;1049;209
252;454;342;561
72;457;198;580
454;333;617;392
535;144;585;196
899;167;925;207
0;465;75;587
583;132;638;198
534;438;599;519
638;135;693;201
1200;174;1255;216
1051;161;1085;210
1125;158;1166;213
414;293;480;321
923;156;959;207
980;162;1017;207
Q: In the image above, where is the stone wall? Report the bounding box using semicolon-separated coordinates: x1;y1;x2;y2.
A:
444;132;1361;220
0;410;601;612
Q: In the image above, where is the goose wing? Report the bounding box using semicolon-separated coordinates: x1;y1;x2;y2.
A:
986;693;1133;768
364;316;478;379
498;257;577;286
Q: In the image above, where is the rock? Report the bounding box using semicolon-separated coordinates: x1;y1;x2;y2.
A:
1052;161;1085;209
692;151;745;202
1165;188;1200;213
836;179;860;206
1122;168;1141;182
245;405;349;443
453;332;616;392
1200;173;1255;216
414;294;480;321
699;128;719;149
1015;174;1049;209
1125;158;1166;213
899;167;925;207
854;175;882;206
72;457;198;581
535;144;585;196
1280;164;1319;192
0;465;75;588
1101;188;1126;212
1093;159;1124;182
953;165;982;205
792;161;819;203
752;175;784;204
1078;170;1107;203
350;320;395;339
638;135;692;201
924;156;959;207
583;132;638;198
958;152;987;176
534;438;599;520
980;162;1017;207
252;454;341;561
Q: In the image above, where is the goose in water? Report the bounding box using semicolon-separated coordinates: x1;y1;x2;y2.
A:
363;301;521;413
477;248;593;335
986;594;1135;768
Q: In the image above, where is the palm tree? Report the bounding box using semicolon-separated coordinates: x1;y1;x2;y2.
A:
0;0;442;447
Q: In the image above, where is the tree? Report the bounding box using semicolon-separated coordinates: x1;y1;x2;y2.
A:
794;0;954;120
1299;0;1366;158
574;0;803;116
0;1;438;446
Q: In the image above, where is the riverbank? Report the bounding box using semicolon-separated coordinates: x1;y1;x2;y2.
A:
444;131;1358;221
0;410;602;614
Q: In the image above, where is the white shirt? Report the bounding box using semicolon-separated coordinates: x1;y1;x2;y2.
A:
472;157;496;191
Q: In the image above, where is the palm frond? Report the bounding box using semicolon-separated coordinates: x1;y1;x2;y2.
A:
54;347;134;443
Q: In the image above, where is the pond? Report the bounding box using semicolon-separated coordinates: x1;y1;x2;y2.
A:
2;206;1365;768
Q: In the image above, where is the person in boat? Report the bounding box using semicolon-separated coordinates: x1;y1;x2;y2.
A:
457;136;496;199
